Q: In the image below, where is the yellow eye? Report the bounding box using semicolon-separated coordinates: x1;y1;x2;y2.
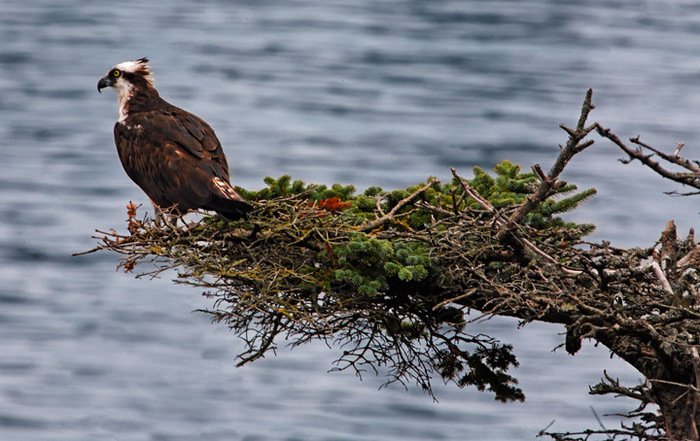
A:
112;70;121;77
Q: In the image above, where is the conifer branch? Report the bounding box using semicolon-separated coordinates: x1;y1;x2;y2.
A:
496;89;597;241
79;89;700;440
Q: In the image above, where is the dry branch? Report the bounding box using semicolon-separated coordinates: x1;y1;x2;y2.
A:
596;125;700;192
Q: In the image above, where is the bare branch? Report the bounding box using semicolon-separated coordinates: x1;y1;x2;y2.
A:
597;125;700;190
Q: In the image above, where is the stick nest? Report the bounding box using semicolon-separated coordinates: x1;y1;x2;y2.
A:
80;89;700;439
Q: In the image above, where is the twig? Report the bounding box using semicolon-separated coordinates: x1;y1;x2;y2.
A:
597;126;700;190
360;178;439;232
631;137;700;174
537;420;556;437
648;378;700;393
591;406;607;431
72;246;102;257
450;168;496;212
650;251;674;295
497;89;597;241
432;288;478;310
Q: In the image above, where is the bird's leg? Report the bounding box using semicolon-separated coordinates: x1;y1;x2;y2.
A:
151;201;176;228
152;201;188;229
151;202;165;226
176;213;190;230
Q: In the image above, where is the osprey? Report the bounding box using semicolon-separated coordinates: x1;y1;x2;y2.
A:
97;57;252;220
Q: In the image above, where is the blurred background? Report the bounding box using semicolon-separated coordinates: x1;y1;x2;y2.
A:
1;1;699;440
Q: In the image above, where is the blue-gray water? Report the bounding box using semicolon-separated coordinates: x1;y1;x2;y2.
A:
2;1;699;440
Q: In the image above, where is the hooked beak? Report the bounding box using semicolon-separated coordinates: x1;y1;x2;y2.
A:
97;75;114;93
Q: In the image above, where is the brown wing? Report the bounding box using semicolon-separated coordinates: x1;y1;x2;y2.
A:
155;107;224;160
114;107;250;219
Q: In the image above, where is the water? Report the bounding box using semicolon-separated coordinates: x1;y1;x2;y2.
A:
2;1;699;440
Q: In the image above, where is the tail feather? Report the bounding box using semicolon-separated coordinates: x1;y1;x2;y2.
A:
209;177;253;220
212;198;253;221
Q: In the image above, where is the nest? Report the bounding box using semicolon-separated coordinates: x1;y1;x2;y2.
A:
79;90;700;440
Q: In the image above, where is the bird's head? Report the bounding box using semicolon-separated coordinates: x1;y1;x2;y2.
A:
97;57;154;96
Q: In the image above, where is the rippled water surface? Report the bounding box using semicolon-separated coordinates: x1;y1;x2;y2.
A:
2;1;700;440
